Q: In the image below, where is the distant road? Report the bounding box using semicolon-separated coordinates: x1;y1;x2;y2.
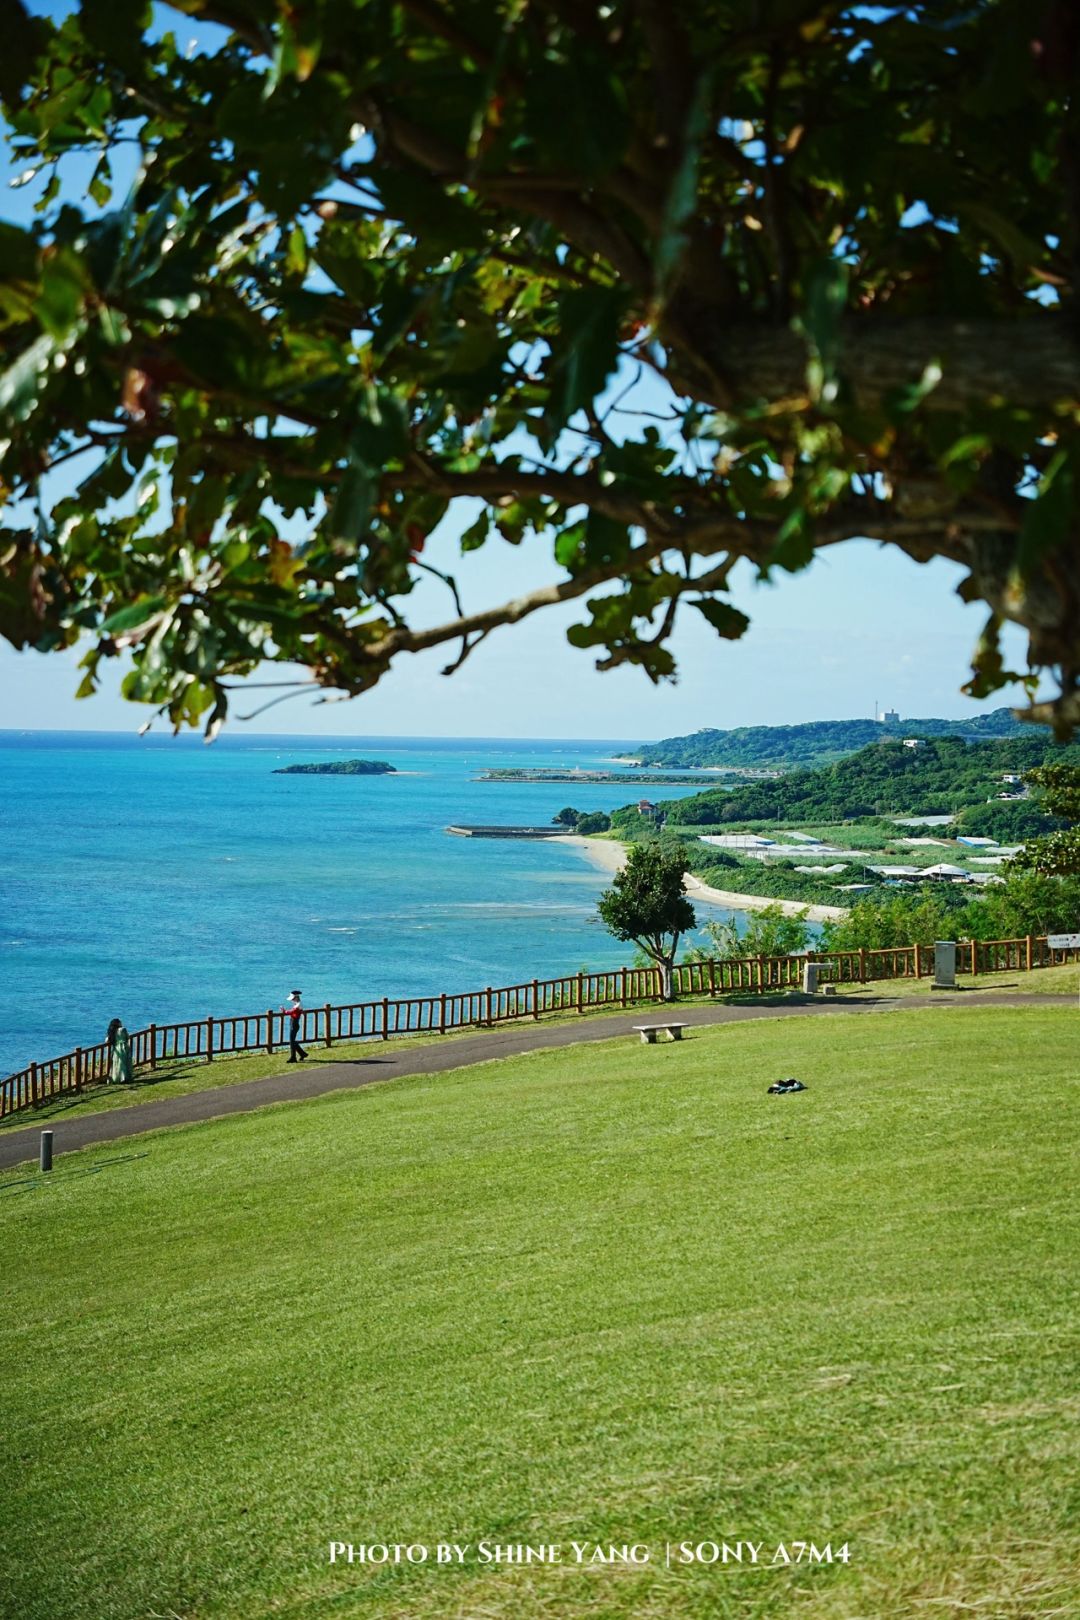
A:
0;993;1064;1171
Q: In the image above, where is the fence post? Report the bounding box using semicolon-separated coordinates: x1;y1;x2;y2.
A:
439;992;447;1035
532;980;539;1021
858;947;867;985
913;944;921;979
757;955;765;993
74;1045;83;1094
382;998;390;1040
577;972;584;1015
1025;933;1034;972
148;1024;157;1071
206;1017;214;1064
266;1010;274;1054
324;1003;332;1047
970;940;978;977
30;1061;39;1106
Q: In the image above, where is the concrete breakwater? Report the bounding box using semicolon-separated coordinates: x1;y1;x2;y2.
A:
446;825;559;838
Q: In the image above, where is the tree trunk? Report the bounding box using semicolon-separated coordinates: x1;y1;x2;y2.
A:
679;310;1080;414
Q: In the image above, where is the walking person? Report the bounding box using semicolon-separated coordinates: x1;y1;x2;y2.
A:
106;1018;133;1084
282;990;307;1063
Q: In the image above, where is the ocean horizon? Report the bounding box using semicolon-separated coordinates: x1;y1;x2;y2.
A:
1;729;742;1075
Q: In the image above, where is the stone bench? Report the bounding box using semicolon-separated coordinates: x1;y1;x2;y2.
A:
632;1023;688;1044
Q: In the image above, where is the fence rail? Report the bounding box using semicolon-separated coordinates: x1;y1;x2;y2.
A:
2;934;1074;1121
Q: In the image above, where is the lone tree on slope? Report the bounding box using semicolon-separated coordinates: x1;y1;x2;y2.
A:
1;2;1080;735
597;843;697;1001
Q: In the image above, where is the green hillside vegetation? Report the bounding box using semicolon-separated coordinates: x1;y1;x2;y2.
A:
662;736;1078;826
951;800;1067;841
598;737;1080;940
2;1008;1076;1620
629;709;1030;770
818;874;1080;949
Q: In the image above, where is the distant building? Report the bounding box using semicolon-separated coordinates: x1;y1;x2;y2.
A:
700;833;774;849
637;800;664;823
879;708;901;724
922;863;974;882
902;738;924;749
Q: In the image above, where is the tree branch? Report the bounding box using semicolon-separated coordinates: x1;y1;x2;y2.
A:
695;314;1080;413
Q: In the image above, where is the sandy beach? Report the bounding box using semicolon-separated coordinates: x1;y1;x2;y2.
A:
550;834;848;923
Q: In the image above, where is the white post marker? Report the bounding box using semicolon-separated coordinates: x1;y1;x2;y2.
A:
1046;933;1080;1008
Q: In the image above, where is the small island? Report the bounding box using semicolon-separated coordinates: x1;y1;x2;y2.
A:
273;759;397;776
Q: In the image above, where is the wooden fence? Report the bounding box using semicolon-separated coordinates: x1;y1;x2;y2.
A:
2;934;1073;1121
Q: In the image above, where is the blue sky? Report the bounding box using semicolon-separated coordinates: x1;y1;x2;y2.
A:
0;2;1042;740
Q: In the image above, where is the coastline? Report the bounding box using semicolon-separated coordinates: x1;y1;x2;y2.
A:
550;834;848;923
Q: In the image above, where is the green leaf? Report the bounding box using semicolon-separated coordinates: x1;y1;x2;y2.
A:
768;507;815;573
0;1;49;107
266;8;322;93
88;153;112;207
1017;448;1074;574
542;285;626;443
79;0;151;73
554;520;586;570
101;595;167;634
459;510;490;553
582;510;630;568
34;247;89;341
350;385;408;466
956;201;1043;269
884;359;944;422
692;599;751;640
328;462;372;543
285;224;308;277
798;259;848;362
0;220;38;283
0;332;55;421
77;446;132;504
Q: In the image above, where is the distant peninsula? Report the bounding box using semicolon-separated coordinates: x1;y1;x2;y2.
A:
476;768;720;784
273;759;397;776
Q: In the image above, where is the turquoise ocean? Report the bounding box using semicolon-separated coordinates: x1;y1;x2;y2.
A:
0;731;739;1076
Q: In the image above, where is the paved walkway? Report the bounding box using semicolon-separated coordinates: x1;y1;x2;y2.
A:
0;992;1067;1170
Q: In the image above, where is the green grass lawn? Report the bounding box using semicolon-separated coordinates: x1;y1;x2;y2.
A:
2;1007;1077;1620
832;961;1080;999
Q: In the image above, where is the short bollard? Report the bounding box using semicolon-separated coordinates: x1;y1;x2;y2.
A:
40;1130;53;1173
